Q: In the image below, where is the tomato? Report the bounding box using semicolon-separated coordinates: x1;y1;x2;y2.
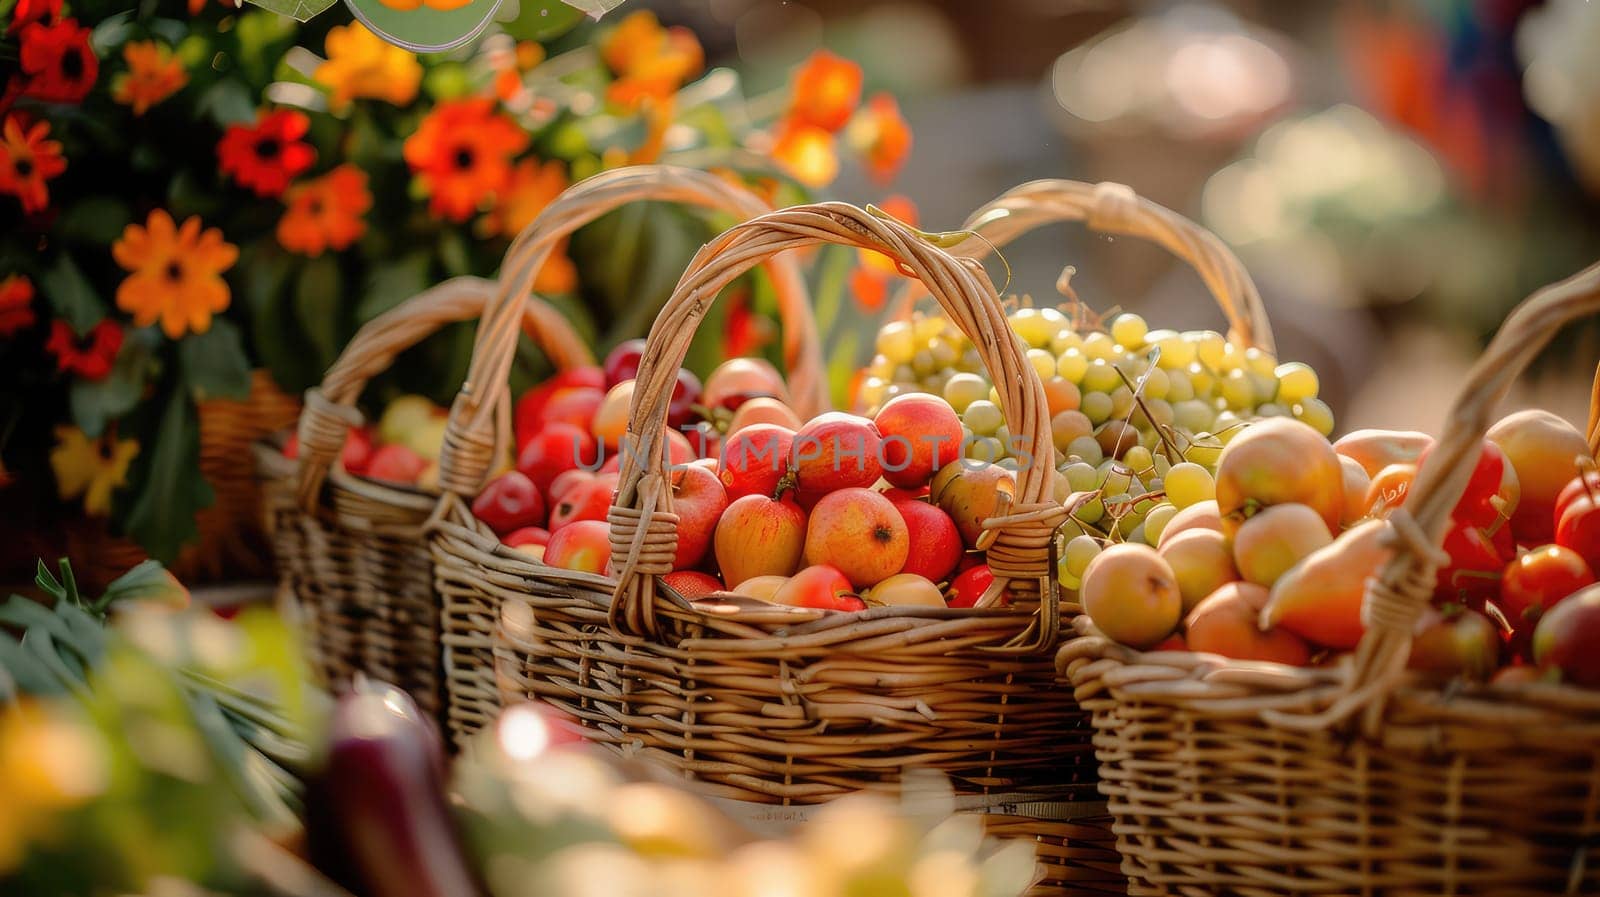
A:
1418;439;1509;529
1435;522;1507;608
1556;493;1600;573
1364;463;1417;518
1555;471;1600;528
1500;544;1594;632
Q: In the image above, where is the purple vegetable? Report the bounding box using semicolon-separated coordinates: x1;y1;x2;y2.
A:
317;681;479;897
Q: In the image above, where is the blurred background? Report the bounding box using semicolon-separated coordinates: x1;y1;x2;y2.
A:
648;0;1600;433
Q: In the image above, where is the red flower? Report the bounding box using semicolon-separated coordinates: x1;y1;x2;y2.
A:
0;113;66;213
218;109;316;198
19;18;97;104
0;275;36;337
46;319;123;381
9;0;61;33
402;98;528;222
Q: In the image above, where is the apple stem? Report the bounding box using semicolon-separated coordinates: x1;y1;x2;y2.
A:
771;470;799;502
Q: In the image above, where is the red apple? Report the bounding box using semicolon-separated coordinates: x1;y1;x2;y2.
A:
503;526;550;548
1488;409;1591;545
1407;605;1500;680
548;469;593;502
472;470;546;535
715;494;807;587
803;488;908;588
792;412;883;505
662;570;724;600
874;394;963;489
891;497;962;583
670;463;728;570
947;564;1003;608
603;338;648;387
667;368;703;430
1556;471;1600;525
1534;583;1600;687
718;424;795;501
516;422;598;495
543;520;612;575
549;474;616;532
728;397;803;433
366;444;428;486
592;380;634;450
599;428;696;473
772;565;863;612
539;387;604;432
1501;545;1595;635
704;357;790;410
1558;493;1600;572
514;366;606;447
341;427;375;475
1435;521;1509;608
1416;439;1515;529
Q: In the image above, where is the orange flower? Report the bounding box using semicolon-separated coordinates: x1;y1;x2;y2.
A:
276;165;371;257
0;114;65;214
848;93;913;184
402;98;528;222
112;209;237;339
314;23;422;113
771;120;838;188
0;275;36;337
479;158;576;293
789;50;862;132
493;41;545;103
112;41;186;115
601;10;702;108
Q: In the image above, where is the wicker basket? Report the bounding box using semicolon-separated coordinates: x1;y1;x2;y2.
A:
427;199;1125;894
255;277;593;717
1059;261;1600;896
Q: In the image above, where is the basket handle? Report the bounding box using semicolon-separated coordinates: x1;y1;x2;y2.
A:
295;276;591;512
916;180;1273;353
1278;260;1600;733
605;202;1068;650
433;165;824;499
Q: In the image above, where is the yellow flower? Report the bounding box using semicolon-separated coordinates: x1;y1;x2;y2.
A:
112;209;237;338
0;702;108;874
112;40;187;116
50;426;139;517
314;23;423;113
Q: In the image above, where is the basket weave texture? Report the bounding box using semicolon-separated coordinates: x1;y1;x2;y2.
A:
1060;260;1600;896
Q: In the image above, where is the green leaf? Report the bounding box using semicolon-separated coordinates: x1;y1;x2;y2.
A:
100;560;189;612
239;245;321;394
70;327;159;438
196;79;257;128
356;251;433;322
239;0;338;23
57;197;133;245
124;392;214;563
187;688;297;828
42;253;105;335
499;0;585;41
0;596;79;652
293;255;343;371
21;629;89;697
438;230;472;277
0;634;62;696
180;320;253;401
53;602;108;663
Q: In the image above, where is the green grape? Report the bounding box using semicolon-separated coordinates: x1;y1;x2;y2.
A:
1248;371;1278;404
966;436;1005;462
1083;332;1120;361
1051;409;1093;453
1150;330;1197;369
860;377;888;410
997;457;1020;471
1143;476;1163;494
930;339;958;368
911;349;936;377
1059;518;1087;541
1063;535;1103;579
1119;354;1149;377
960;347;983;372
1187;363;1216;399
1276;361;1319;404
1256;402;1289;418
963;399;1003;436
1295;397;1335;436
1244;346;1278;377
1220;369;1255;409
1152;454;1172;478
1140;366;1170;400
1058;567;1081;592
1050;329;1083;356
988;385;1001;406
1122;445;1154;475
1027;348;1057;381
1074;497;1106;525
1066;436;1104;465
1140;427;1162;450
914;314;947;343
1213;411;1245;441
1165;369;1195;403
894;363;917;383
1056;348;1088;382
1188;330;1227;370
993;424;1013;456
1098;461;1133;496
883;383;913;402
1124;523;1148;545
1110;313;1148;348
1080;391;1113;424
877;320;916;365
1082;360;1121;392
1062;461;1098;492
1103;493;1139;530
1164;462;1215;508
1132;398;1174;430
1184;436;1224;468
868;353;895;379
923;369;955;396
943;372;990;413
1009;307;1065;347
1143;502;1178;545
1109;385;1135;419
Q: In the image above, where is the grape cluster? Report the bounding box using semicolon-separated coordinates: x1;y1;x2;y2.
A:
858;306;1334;568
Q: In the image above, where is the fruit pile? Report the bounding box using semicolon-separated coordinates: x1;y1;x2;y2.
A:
1077;408;1600;689
858;306;1332;548
468;339;1042;612
283;393;453;490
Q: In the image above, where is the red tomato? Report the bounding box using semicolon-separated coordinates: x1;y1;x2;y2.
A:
1500;545;1595;632
1418;439;1507;528
1555;471;1600;529
1557;493;1600;572
1435;522;1506;608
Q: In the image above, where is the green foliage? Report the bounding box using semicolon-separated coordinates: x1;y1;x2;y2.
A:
41;254;105;336
181;320;255;401
70;327;160;437
123;391;213;564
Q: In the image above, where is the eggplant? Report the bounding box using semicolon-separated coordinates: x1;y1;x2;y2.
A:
311;680;480;897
